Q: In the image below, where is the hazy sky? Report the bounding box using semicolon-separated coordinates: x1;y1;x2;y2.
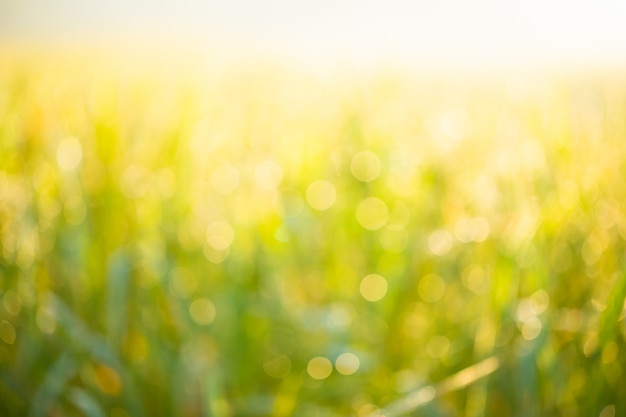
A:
2;0;626;66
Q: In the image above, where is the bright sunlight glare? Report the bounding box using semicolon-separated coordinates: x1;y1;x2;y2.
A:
2;0;626;68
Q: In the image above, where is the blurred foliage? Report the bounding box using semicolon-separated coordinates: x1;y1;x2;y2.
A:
1;53;626;417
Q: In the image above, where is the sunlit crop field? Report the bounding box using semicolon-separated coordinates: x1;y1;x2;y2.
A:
1;53;626;417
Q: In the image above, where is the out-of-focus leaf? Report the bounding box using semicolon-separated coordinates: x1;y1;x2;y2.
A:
598;268;626;347
68;387;107;417
49;295;145;417
106;250;130;348
28;353;77;417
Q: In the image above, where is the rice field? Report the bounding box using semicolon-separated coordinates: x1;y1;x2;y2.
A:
1;52;626;416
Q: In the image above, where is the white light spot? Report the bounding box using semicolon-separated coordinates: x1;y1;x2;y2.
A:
307;356;333;380
521;317;542;340
428;230;453;256
306;180;336;211
462;265;491;295
415;386;436;403
203;244;230;264
189;298;216;325
335;352;360;375
530;290;550;315
436;108;473;150
56;137;83;171
205;221;235;250
360;274;388;302
327;304;353;329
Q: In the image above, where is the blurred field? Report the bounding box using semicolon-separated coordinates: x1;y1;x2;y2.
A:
1;53;626;417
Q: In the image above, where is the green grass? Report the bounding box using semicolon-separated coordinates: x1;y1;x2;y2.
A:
1;54;626;416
